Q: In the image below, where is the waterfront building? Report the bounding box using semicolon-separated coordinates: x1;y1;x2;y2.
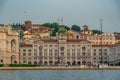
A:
0;25;19;64
109;44;120;65
19;26;93;66
92;45;111;66
19;44;34;64
33;33;93;66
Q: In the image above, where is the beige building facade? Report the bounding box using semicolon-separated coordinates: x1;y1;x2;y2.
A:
87;33;116;45
92;45;111;66
0;25;19;64
19;33;93;66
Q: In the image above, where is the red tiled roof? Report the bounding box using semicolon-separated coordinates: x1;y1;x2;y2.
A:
24;24;40;27
42;39;57;42
21;44;32;47
34;39;91;43
92;44;116;47
67;39;91;43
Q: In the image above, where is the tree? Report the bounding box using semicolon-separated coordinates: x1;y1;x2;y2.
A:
50;30;56;36
63;25;70;31
71;25;81;32
41;23;51;28
92;30;102;34
20;31;24;38
21;25;26;31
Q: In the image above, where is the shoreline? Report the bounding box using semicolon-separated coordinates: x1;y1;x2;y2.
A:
0;67;120;70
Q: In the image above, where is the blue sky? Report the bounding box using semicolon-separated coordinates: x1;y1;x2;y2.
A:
0;0;120;32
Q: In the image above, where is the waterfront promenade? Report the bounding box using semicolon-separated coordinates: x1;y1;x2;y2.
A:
0;66;120;70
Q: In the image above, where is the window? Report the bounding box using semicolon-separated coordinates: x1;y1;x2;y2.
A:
94;57;96;60
54;49;57;52
99;49;101;51
44;45;47;47
72;53;75;56
93;49;96;52
28;49;31;52
28;58;31;60
82;47;86;51
76;35;79;39
49;53;53;56
77;53;80;56
72;49;75;52
23;49;26;52
82;53;85;56
93;53;96;56
44;53;47;56
54;53;58;56
34;53;37;56
49;45;52;47
61;53;64;56
28;53;31;56
54;45;57;47
104;49;107;51
39;52;42;56
67;53;70;56
77;49;80;52
49;49;52;52
104;53;107;56
72;45;75;47
60;47;64;51
44;49;47;52
77;45;80;47
67;49;70;52
23;53;26;56
34;49;37;52
67;45;70;47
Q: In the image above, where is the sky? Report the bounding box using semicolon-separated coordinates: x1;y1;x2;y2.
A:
0;0;120;32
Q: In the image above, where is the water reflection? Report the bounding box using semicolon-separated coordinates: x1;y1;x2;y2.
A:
0;70;119;80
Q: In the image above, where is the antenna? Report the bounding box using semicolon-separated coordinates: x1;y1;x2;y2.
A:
57;18;60;65
61;16;63;25
100;19;103;68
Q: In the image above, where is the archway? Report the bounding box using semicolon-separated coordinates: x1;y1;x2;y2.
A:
55;61;58;66
49;61;53;66
39;60;42;66
82;61;86;65
11;55;17;64
34;61;37;64
67;61;70;66
77;61;81;65
72;61;76;66
44;61;47;66
28;61;32;64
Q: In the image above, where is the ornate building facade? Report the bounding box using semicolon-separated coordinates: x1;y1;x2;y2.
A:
19;33;93;67
0;25;19;64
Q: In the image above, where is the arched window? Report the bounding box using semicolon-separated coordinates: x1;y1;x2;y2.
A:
76;35;79;39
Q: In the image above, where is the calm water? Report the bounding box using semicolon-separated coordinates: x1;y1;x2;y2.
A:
0;70;120;80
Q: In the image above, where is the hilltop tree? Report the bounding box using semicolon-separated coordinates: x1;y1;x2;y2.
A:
92;30;102;34
41;23;51;28
71;25;81;32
